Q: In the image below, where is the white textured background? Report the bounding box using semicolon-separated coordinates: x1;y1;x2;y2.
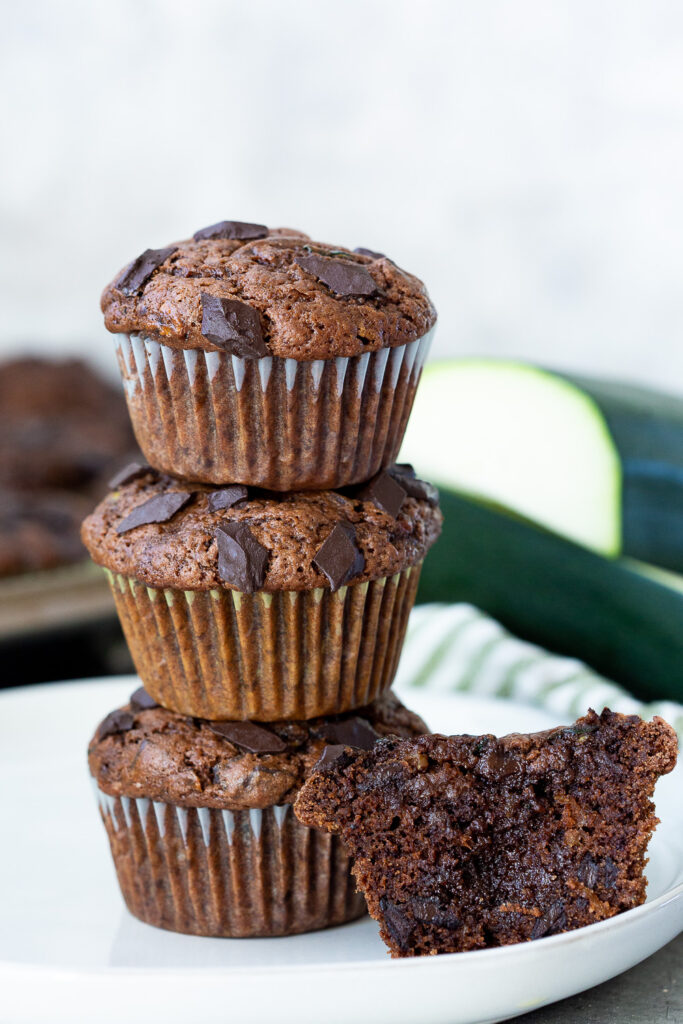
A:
1;0;682;391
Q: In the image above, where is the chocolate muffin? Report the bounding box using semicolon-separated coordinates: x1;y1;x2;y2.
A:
81;465;441;720
101;224;436;489
0;357;136;576
295;709;678;957
0;357;134;492
89;687;429;937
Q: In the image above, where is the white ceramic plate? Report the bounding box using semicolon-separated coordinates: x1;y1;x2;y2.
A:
0;677;680;1024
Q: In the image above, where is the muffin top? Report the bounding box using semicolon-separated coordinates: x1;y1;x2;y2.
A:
88;687;429;809
101;224;436;361
81;465;442;592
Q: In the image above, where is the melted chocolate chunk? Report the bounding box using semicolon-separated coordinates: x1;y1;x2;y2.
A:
531;900;567;940
388;464;439;506
200;293;269;358
98;709;135;740
208;486;249;512
379;898;415;952
295;254;378;297
357;471;406;518
116;491;193;534
193;220;268;242
319;717;379;750
354;246;386;260
208;720;287;754
129;686;158;713
412;898;460;930
312;522;365;591
603;856;618;888
578;852;600;889
215;521;269;593
114;246;177;295
108;461;149;490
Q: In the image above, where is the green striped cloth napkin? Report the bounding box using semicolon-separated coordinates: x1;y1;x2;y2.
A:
395;603;683;740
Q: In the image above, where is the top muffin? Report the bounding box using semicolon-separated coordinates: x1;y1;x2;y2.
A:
101;223;436;360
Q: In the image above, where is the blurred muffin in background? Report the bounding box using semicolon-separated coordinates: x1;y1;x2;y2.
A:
0;357;136;576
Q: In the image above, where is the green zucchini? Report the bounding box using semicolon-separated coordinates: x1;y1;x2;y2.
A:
401;360;683;572
416;490;683;704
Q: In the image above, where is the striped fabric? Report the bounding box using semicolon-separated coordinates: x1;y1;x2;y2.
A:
396;603;683;740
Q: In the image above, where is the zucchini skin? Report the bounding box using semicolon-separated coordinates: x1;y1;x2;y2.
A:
417;490;683;704
567;374;683;573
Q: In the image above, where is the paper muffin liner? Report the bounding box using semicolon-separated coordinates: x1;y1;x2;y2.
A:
93;789;365;937
115;329;433;489
104;564;421;720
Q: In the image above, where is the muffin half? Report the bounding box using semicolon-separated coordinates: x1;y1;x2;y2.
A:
89;687;429;937
81;465;442;720
101;225;436;490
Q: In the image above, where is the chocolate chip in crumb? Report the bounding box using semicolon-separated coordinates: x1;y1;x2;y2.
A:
320;716;379;750
108;461;149;490
354;246;386;260
116;491;194;534
207;720;287;754
208;486;249;512
312;521;365;591
357;470;407;518
531;900;567;940
97;709;135;740
295;254;378;298
114;246;177;295
215;521;269;593
314;744;348;770
200;293;269;358
193;221;268;242
129;687;158;712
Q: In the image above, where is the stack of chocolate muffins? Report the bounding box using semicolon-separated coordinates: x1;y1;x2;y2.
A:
84;222;443;938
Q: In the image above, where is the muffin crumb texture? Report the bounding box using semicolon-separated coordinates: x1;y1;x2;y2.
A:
294;709;678;956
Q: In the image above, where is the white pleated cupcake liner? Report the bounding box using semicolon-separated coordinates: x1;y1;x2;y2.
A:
104;563;422;720
93;785;365;937
115;328;433;489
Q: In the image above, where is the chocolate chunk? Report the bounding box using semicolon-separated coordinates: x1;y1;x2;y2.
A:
578;852;600;889
388;464;439;506
354;246;385;260
314;744;348;770
108;461;149;490
379;898;415;952
392;463;416;479
97;709;135;740
320;716;379;750
200;293;269;358
208;486;249;512
208;720;287;754
312;522;365;591
215;521;269;593
116;491;194;534
193;221;268;242
357;471;406;518
531;900;567;940
295;254;378;298
114;246;177;295
603;856;618;888
129;686;158;712
411;898;460;930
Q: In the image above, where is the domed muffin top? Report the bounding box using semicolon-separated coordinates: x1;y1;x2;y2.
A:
81;466;442;593
88;688;429;810
101;224;436;360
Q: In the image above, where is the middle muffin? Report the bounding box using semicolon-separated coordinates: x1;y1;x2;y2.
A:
82;465;442;720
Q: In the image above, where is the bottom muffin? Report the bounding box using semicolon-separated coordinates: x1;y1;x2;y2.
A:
88;687;428;937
